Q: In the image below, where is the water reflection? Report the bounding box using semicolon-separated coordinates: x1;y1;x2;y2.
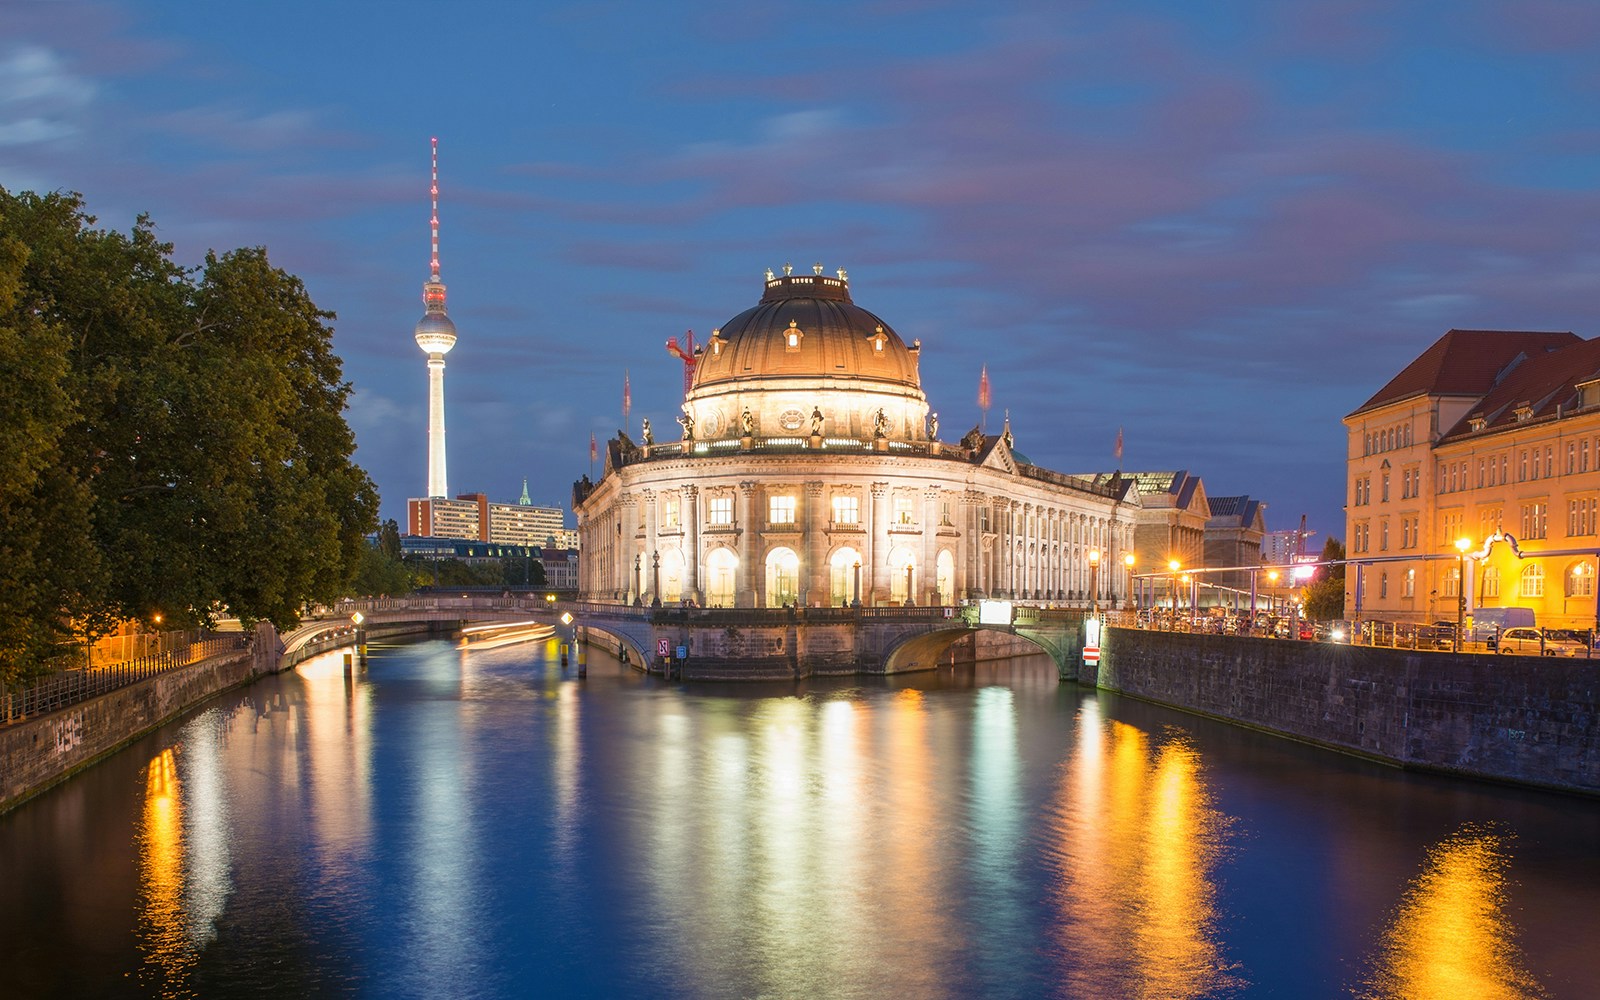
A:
1358;826;1547;1000
1047;707;1238;998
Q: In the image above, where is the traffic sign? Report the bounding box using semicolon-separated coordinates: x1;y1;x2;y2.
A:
657;638;670;657
1083;645;1100;666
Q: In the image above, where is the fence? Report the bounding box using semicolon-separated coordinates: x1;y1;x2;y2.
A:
1;634;250;725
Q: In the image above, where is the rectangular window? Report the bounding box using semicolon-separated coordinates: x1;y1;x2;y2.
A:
1546;447;1554;478
1380;521;1389;551
709;497;734;525
1403;568;1415;598
769;495;796;524
832;495;859;525
1483;568;1500;599
979;507;991;532
893;496;914;525
1521;502;1547;540
1381;474;1390;503
1521;451;1528;481
1477;460;1485;489
1568;443;1577;475
1584;440;1591;473
940;500;953;525
662;496;679;529
1444;567;1459;598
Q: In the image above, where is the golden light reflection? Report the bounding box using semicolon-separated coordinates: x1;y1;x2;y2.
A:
138;748;197;992
1358;827;1546;1000
1048;715;1238;997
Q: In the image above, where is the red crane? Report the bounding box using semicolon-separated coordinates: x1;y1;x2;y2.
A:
665;329;697;400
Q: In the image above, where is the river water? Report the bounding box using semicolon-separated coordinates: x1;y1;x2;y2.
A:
1;637;1597;999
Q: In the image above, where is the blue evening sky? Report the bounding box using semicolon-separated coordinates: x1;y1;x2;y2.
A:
6;0;1600;547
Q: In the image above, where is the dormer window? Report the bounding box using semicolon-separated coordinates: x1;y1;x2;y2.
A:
872;325;887;352
785;320;803;352
708;328;725;357
1468;416;1487;432
1514;404;1534;423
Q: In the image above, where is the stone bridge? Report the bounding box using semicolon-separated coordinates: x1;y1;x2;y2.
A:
313;596;1099;681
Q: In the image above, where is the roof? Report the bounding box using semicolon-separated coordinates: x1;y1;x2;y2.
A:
1351;329;1578;417
1441;336;1600;438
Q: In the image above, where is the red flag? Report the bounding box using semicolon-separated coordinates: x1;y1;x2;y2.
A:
589;432;597;463
623;370;631;419
1114;426;1124;463
978;364;991;411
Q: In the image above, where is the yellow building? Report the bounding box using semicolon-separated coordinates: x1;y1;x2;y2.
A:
1345;328;1600;629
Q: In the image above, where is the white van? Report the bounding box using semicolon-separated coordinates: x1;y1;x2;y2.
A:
1470;607;1536;644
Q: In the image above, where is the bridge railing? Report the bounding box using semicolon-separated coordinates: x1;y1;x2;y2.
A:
1;634;250;725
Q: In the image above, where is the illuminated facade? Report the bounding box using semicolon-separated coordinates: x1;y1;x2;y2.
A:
574;266;1139;607
1345;328;1600;627
408;491;569;547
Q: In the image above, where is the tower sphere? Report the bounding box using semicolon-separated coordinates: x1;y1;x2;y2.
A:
414;311;457;354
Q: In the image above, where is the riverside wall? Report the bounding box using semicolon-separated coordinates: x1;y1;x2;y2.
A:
1086;626;1600;795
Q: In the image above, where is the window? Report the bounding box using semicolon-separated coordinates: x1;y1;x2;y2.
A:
769;495;796;525
709;496;734;526
1403;568;1415;598
1444;566;1460;598
1381;473;1390;503
1584;440;1591;473
979;507;991;532
1568;498;1597;537
893;496;914;525
832;495;859;525
1546;447;1554;478
1380;521;1389;551
662;495;679;529
1570;563;1595;599
1482;566;1500;599
1520;564;1545;599
1520;451;1528;482
1521;502;1548;540
940;500;953;526
1379;572;1388;599
1568;443;1577;475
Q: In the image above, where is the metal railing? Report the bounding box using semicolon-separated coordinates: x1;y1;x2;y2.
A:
2;634;250;725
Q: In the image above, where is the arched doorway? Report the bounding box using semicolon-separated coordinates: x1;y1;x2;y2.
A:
766;547;800;607
936;549;955;606
706;548;738;607
659;548;685;604
830;546;863;606
890;547;917;605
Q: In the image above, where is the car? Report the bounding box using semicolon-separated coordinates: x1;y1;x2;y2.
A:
1494;627;1594;657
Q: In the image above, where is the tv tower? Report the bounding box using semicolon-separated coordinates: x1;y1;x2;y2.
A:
414;136;457;498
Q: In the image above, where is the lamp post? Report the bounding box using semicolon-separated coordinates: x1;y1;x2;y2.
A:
651;550;662;608
633;553;643;607
852;559;862;608
1168;559;1181;630
1088;549;1101;617
1123;553;1135;610
1455;536;1471;653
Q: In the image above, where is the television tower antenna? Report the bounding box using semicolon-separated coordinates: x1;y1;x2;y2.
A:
414;136;457;498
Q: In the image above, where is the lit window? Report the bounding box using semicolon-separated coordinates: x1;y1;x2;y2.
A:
769;495;796;524
832;495;859;525
1520;564;1545;599
709;497;733;526
663;496;679;529
1571;563;1595;598
1403;569;1415;598
894;496;914;525
1482;566;1500;599
785;320;803;352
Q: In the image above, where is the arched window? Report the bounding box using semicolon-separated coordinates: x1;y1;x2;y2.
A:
765;547;800;607
659;548;685;604
706;548;739;607
830;546;863;606
889;547;917;605
1568;561;1595;599
1520;564;1545;599
936;550;956;605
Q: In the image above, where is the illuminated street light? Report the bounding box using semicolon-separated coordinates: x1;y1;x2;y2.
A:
1168;559;1181;630
1123;553;1135;609
1455;536;1472;653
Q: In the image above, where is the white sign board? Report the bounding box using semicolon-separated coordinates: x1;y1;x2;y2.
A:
978;600;1014;626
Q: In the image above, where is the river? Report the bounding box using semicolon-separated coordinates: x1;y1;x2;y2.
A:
1;637;1596;998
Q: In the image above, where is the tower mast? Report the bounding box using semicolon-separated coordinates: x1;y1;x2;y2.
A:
414;137;458;498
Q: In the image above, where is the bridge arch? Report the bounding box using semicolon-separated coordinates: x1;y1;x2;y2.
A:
881;624;1069;676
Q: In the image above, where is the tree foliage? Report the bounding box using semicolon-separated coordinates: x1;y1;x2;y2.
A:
1303;537;1347;621
0;188;378;679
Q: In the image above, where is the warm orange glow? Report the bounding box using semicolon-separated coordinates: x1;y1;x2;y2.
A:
138;749;195;988
1168;559;1181;572
1089;549;1101;566
1455;536;1472;554
1123;553;1136;569
1359;827;1545;999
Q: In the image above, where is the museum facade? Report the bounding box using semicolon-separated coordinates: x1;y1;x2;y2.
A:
573;266;1139;608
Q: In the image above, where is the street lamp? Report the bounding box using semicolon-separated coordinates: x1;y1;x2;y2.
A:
1168;559;1181;630
1088;549;1101;617
1123;553;1135;609
852;559;862;608
1455;536;1471;653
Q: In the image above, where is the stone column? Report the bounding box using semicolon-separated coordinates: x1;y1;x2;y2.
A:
870;482;889;605
806;481;826;606
642;489;657;604
963;491;982;599
738;480;759;607
682;485;700;604
922;487;940;604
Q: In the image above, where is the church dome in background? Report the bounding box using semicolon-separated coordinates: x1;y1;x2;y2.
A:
689;265;921;397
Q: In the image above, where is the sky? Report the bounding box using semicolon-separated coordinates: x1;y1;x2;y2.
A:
6;0;1600;547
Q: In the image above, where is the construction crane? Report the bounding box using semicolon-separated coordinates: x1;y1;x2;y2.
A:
665;329;697;401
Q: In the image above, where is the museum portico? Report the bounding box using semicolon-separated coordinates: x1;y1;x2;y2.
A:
573;266;1139;607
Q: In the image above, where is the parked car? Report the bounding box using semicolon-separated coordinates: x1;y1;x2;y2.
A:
1494;627;1593;657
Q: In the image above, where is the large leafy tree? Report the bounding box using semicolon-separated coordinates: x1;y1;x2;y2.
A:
1303;537;1348;620
0;188;378;680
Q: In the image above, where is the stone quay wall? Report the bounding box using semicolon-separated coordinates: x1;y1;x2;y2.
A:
1086;626;1600;795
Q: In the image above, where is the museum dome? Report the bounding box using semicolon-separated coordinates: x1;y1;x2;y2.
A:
689;266;921;395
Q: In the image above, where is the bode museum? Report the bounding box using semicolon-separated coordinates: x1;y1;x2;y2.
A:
573;265;1140;608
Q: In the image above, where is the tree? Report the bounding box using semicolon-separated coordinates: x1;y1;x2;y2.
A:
0;187;379;680
1303;538;1347;620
